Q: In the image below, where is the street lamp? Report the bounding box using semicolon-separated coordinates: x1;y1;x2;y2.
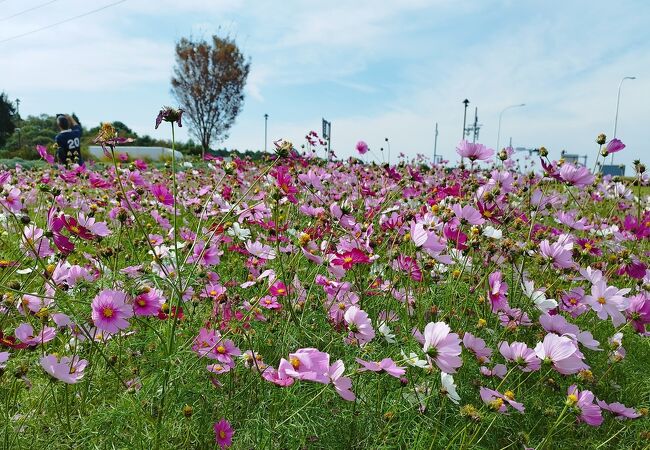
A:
611;76;636;164
462;99;470;141
264;113;268;152
496;103;525;152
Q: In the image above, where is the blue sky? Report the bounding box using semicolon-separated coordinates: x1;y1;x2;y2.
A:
2;0;649;169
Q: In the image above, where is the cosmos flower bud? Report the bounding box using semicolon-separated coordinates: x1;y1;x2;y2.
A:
498;149;508;161
539;147;548;157
600;149;609;157
596;133;606;145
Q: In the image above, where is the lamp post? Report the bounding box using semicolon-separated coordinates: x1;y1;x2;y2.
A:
496;103;525;152
433;122;438;165
462;99;470;141
611;76;636;164
264;113;268;152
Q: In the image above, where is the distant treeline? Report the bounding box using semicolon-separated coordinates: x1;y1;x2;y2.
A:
0;114;269;161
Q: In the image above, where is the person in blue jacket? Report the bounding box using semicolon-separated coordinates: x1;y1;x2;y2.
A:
55;114;83;166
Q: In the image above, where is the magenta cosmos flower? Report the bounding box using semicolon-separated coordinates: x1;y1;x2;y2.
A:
488;271;509;312
150;183;174;206
133;287;164;316
213;418;234;449
91;289;134;334
344;306;375;345
422;322;462;373
567;385;603;426
40;354;88;384
356;357;406;379
605;138;625;154
456;140;494;161
356;140;369;155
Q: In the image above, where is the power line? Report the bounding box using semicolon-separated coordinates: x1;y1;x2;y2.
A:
1;0;60;22
0;0;128;45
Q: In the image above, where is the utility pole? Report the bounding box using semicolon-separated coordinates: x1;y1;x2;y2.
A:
433;122;439;165
462;99;469;141
472;107;479;143
264;113;268;152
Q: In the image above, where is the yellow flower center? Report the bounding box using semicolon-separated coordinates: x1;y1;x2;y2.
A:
102;307;114;318
216;345;226;354
504;391;515;400
343;256;353;264
598;296;606;305
219;430;226;439
290;357;300;369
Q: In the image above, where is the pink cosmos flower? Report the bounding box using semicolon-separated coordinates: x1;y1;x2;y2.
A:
150;183;174;206
213;418;234;449
583;281;630;326
356;140;369;155
259;296;281;310
344;306;375;345
534;333;587;375
480;364;507;378
456;140;494;161
211;339;242;368
462;332;492;363
278;348;330;384
498;341;541;372
261;367;295;387
91;289;134;334
328;359;355;401
15;323;56;347
356;357;406;379
188;240;221;266
245;240;276;260
0;351;9;369
567;385;603;426
422;322;462;373
559;163;595;188
626;293;650;334
452;204;485;226
133;288;165;316
539;239;574;269
596;399;640;420
40;354;88;384
480;387;525;413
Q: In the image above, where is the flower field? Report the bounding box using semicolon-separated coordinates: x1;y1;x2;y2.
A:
0;122;648;449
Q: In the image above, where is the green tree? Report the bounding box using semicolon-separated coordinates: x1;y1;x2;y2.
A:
0;92;17;148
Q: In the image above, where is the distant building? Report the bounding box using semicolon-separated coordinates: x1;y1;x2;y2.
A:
601;165;625;176
88;146;183;161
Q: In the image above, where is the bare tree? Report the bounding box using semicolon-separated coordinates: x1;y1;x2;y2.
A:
171;35;250;157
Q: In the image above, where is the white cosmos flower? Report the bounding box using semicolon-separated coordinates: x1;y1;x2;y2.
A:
440;372;460;404
482;225;503;240
522;279;558;313
378;323;396;344
227;222;251;241
401;350;428;369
